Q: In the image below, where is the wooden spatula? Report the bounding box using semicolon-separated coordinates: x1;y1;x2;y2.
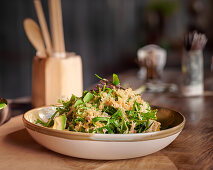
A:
34;0;52;57
48;0;66;57
23;18;47;58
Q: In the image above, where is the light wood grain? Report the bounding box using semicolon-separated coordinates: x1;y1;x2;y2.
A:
45;54;83;105
60;54;83;98
23;18;46;58
44;57;62;104
32;56;46;107
32;53;83;106
48;0;65;53
34;0;52;57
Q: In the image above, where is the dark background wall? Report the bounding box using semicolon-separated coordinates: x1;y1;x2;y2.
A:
0;0;212;99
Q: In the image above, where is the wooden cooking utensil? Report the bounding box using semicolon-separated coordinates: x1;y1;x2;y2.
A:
34;0;52;57
48;0;65;56
23;18;47;58
32;0;83;107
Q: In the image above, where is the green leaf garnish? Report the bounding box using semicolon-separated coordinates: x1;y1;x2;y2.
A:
94;74;103;80
82;90;88;97
92;117;109;124
113;73;119;86
74;99;83;107
36;119;48;126
74;117;85;123
83;92;94;103
103;106;117;115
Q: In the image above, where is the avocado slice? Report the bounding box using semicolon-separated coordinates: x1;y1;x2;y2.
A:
53;115;67;130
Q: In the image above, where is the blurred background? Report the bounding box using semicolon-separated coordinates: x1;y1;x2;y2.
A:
0;0;212;99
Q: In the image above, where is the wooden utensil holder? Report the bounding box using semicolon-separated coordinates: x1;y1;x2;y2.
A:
32;52;83;107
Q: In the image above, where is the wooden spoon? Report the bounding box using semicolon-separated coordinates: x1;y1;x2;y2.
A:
23;18;47;58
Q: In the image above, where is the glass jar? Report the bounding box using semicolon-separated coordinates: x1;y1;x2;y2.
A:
181;50;204;96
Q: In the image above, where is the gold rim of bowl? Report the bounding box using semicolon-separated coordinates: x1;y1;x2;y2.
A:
23;105;185;142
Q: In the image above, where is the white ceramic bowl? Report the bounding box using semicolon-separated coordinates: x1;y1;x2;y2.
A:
23;106;185;160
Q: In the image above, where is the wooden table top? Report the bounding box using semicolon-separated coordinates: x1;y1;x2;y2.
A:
0;69;212;170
